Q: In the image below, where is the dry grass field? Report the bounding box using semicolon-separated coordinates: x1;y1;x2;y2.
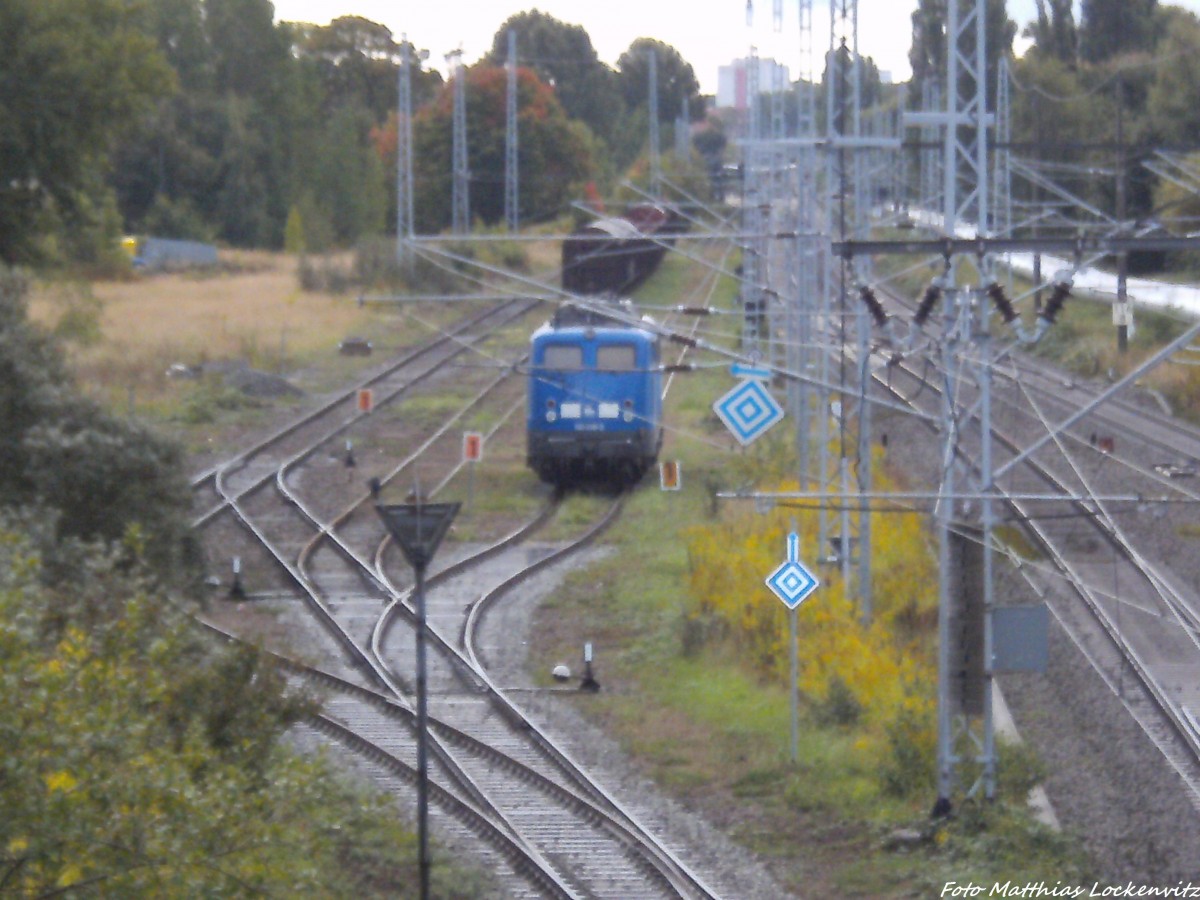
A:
29;251;383;413
25;239;559;460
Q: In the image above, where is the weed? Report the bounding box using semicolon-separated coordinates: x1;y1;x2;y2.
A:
812;674;864;727
45;281;104;345
173;377;260;425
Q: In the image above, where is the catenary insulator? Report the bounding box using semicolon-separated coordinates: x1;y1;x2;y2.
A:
858;286;888;328
985;282;1018;324
1040;282;1071;324
913;284;942;326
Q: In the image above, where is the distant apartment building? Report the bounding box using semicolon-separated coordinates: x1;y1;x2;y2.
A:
716;57;791;109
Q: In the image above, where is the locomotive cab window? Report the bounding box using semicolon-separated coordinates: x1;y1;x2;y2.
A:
542;345;584;369
596;344;637;371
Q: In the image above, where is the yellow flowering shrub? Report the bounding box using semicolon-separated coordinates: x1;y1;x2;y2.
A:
684;463;939;790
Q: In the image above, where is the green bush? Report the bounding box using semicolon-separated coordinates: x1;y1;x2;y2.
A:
1;267;199;585
812;674;864;727
174;376;258;425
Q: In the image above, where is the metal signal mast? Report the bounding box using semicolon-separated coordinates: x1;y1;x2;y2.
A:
649;47;661;197
397;37;425;259
904;0;998;815
505;31;519;233
448;49;469;235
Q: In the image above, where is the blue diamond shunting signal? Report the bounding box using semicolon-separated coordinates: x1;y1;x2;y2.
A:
765;532;820;609
766;562;819;609
714;378;784;445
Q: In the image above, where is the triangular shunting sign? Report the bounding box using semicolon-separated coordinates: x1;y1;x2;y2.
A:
376;502;461;570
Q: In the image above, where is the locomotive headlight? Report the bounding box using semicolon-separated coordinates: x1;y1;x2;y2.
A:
623;411;634;422
546;410;557;422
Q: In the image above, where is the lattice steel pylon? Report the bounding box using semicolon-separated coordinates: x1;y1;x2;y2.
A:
992;55;1012;239
505;31;519;233
795;0;815;137
919;79;943;213
397;37;418;259
648;47;661;198
902;0;999;816
675;95;689;159
822;0;874;620
448;49;469;235
943;0;998;817
943;0;989;237
740;47;765;354
792;0;817;486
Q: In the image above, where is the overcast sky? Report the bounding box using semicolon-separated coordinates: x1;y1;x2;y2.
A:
269;1;1200;93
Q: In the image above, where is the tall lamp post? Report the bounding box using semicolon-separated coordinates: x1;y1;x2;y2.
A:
372;487;460;900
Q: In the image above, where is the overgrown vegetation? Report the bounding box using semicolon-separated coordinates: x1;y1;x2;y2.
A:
1;267;499;894
0;269;198;582
0;522;490;897
684;466;939;796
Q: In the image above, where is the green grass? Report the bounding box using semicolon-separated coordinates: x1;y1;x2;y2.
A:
994;523;1045;561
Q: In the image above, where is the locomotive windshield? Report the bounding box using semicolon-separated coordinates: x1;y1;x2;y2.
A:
596;345;637;371
542;345;584;369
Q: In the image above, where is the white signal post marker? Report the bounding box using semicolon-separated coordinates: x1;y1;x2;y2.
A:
765;532;820;610
765;531;819;764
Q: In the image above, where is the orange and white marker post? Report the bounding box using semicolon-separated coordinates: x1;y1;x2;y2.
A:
659;460;681;491
463;432;483;509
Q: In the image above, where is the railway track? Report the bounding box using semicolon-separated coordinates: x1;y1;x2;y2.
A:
860;283;1200;807
190;253;748;895
191;297;538;528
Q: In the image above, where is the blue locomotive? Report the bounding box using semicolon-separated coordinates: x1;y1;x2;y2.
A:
526;303;663;487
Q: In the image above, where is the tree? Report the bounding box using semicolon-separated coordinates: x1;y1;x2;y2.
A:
130;0;212;93
308;105;387;244
487;11;624;149
113;5;413;250
822;46;887;121
0;0;173;263
693;119;728;164
1080;0;1158;63
0;269;198;581
907;0;1015;110
294;16;401;123
616;38;701;124
1026;0;1078;64
1008;52;1122;231
1146;9;1200;148
909;0;947;95
408;65;598;231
